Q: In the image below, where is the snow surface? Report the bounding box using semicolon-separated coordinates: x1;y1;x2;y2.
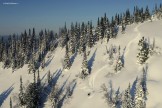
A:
1;19;162;108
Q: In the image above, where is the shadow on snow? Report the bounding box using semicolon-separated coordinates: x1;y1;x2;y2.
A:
0;84;14;107
121;46;126;67
130;77;138;99
70;52;77;65
45;56;54;67
88;49;97;74
40;69;62;108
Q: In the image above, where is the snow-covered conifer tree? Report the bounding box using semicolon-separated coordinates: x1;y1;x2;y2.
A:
19;76;25;106
95;17;101;41
87;21;94;48
122;83;133;108
114;50;123;72
41;58;45;70
81;49;89;79
134;82;146;108
63;44;71;70
137;37;149;64
37;70;41;87
69;23;76;55
10;97;12;108
79;22;86;53
47;70;52;85
49;85;59;108
141;67;148;100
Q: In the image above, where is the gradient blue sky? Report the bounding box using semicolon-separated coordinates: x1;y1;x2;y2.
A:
0;0;161;35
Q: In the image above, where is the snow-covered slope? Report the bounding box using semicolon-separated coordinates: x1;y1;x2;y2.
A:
0;19;162;108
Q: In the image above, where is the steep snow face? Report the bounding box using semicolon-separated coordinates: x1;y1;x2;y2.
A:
136;20;162;108
1;20;162;108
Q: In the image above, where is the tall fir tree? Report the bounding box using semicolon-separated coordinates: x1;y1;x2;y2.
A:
114;48;123;72
69;23;76;55
10;97;12;108
81;48;89;79
134;83;146;108
37;70;41;87
141;67;148;100
137;37;149;64
122;83;133;108
63;44;71;70
24;69;40;108
79;22;86;53
47;70;52;85
19;76;25;106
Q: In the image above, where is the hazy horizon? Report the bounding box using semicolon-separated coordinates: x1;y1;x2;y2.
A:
0;0;161;35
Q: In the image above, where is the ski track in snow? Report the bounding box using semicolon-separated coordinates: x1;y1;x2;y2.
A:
1;20;162;108
89;65;107;90
125;23;144;56
88;23;144;91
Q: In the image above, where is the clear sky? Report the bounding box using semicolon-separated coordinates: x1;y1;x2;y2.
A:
0;0;161;35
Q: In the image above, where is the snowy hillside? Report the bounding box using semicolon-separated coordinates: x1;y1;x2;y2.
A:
1;19;162;108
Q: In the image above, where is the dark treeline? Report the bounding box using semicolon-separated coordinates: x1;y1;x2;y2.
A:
0;4;162;72
0;28;57;72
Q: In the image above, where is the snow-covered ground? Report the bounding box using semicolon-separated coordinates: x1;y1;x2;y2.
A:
1;19;162;108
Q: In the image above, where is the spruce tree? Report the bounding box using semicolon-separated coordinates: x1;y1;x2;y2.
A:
19;76;25;106
63;44;71;70
49;85;59;108
37;70;41;87
114;88;122;107
137;37;149;64
25;70;40;108
79;22;86;53
122;83;133;108
104;27;110;43
121;22;126;34
114;49;123;72
134;82;146;108
69;23;76;54
41;58;45;70
33;69;36;84
25;83;39;108
141;68;148;100
145;6;151;20
10;97;12;108
61;23;68;48
126;9;131;25
87;21;94;48
81;49;89;79
75;22;81;52
47;70;52;85
31;28;36;52
96;17;101;41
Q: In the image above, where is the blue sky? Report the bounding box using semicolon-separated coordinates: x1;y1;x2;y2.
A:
0;0;161;35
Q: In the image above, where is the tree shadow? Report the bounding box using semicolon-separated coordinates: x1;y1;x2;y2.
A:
45;56;54;67
0;85;14;107
142;65;148;100
40;69;62;108
41;73;47;81
51;69;62;87
57;76;70;108
130;77;138;99
145;63;148;74
121;46;126;67
57;75;70;98
66;80;77;98
70;52;77;65
58;94;66;108
115;87;122;108
88;49;97;74
70;81;77;97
